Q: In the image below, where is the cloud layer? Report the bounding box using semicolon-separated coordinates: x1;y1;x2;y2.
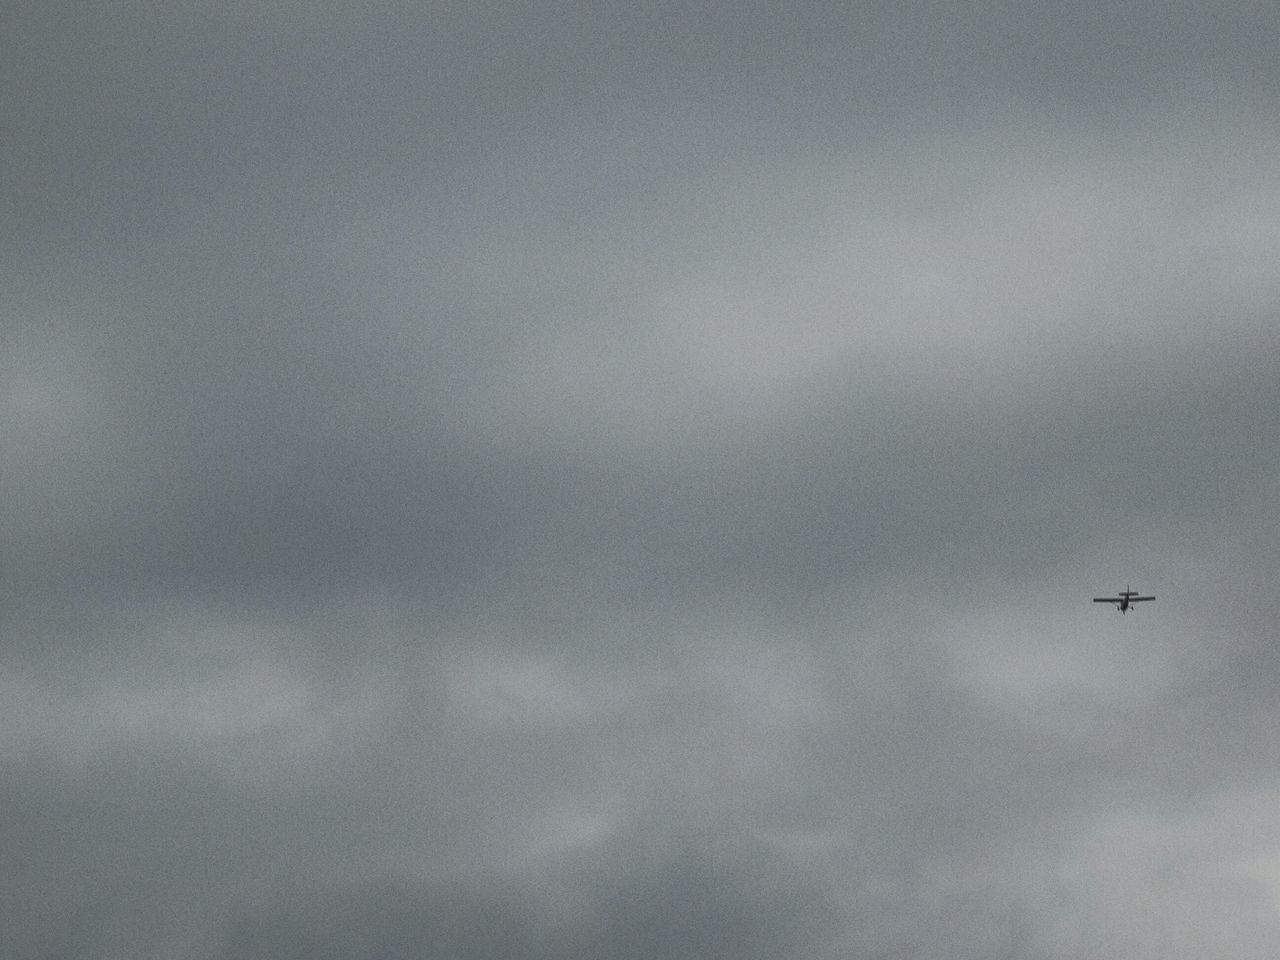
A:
4;2;1280;957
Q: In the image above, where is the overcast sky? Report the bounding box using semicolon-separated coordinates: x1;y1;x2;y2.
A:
4;2;1280;957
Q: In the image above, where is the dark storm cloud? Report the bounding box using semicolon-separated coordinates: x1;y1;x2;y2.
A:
5;1;1280;957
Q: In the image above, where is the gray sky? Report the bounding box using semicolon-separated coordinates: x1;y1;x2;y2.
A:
4;2;1280;957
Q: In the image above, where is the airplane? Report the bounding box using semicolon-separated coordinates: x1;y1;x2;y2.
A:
1093;585;1154;613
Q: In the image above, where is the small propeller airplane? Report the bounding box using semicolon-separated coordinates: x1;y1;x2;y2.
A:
1093;585;1154;613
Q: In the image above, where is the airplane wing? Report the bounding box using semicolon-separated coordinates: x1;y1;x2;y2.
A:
1130;596;1155;602
1093;597;1121;603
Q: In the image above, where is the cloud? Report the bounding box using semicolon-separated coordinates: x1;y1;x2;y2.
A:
5;1;1280;957
206;826;846;960
208;879;540;960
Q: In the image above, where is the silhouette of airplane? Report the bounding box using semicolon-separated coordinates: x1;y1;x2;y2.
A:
1093;585;1154;613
